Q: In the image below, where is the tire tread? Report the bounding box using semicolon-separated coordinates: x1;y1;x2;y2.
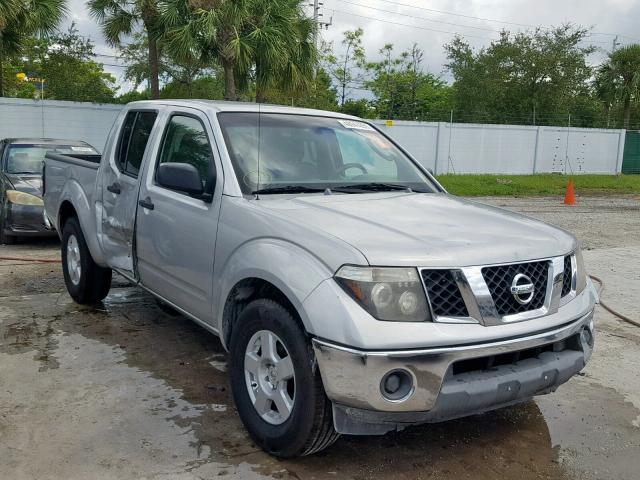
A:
62;217;111;304
230;298;339;458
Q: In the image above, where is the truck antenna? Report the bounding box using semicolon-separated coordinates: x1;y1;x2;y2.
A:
255;102;262;200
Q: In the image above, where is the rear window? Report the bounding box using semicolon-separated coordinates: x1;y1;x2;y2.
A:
5;144;98;174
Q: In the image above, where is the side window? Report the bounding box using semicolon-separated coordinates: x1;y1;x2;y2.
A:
157;115;215;190
115;110;157;177
125;112;157;177
116;112;136;171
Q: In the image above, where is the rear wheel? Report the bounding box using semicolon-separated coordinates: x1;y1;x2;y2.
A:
61;217;112;304
229;299;339;457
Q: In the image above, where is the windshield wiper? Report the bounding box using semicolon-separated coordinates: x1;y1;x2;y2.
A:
252;185;326;195
332;182;416;193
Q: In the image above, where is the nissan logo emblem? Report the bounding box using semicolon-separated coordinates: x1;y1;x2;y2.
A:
510;273;535;305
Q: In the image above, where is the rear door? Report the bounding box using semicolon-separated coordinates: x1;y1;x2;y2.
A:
135;107;223;322
100;109;159;276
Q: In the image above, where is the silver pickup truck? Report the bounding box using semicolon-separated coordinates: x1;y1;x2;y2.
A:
44;100;598;458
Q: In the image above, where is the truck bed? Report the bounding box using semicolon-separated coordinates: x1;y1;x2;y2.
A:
43;152;102;232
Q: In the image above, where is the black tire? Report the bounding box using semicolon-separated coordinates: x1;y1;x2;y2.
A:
229;298;339;458
61;216;112;304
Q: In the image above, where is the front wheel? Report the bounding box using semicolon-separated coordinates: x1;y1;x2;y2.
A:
229;299;339;457
61;217;112;304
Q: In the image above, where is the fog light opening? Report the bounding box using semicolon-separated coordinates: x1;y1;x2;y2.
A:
380;369;414;402
581;327;594;348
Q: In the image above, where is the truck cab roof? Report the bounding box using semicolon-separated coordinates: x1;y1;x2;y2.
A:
2;138;95;147
125;99;361;120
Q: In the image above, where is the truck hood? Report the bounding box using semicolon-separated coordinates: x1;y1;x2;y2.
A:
256;192;576;267
5;173;43;196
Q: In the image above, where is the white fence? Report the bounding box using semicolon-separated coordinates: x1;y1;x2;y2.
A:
0;98;626;174
372;120;626;174
0;98;122;152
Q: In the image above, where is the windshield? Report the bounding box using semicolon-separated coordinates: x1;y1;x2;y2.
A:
5;144;98;174
217;113;437;194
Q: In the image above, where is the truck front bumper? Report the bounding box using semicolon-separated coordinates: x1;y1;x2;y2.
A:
312;309;594;435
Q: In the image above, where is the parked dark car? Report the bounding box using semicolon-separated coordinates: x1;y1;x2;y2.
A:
0;138;99;244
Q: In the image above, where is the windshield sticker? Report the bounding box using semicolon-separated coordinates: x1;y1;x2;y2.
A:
338;120;375;131
360;130;394;149
70;146;95;152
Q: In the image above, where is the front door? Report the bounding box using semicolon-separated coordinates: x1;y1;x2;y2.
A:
135;108;223;323
100;109;159;276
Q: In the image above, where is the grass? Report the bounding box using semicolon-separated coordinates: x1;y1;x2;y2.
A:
435;174;640;197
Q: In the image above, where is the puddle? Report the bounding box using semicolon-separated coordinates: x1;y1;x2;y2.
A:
1;287;640;479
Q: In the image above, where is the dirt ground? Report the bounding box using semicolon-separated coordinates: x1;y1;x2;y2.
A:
1;195;639;480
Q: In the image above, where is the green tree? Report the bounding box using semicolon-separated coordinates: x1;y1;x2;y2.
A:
606;44;640;128
161;0;316;102
340;98;375;118
88;0;162;99
160;0;245;100
17;24;117;102
367;43;451;120
233;0;316;103
324;28;366;107
263;67;338;110
118;30;216;96
160;74;224;99
445;25;596;125
594;62;620;127
0;0;67;96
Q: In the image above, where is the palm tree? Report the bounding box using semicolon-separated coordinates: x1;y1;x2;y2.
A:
233;0;316;103
0;0;67;97
607;44;640;129
88;0;163;99
160;0;317;102
161;0;247;101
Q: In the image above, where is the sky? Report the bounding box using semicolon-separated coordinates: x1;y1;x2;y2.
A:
63;0;640;95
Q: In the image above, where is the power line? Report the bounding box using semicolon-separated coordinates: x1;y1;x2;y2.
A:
331;8;497;40
371;0;640;41
372;0;538;28
331;6;620;47
335;0;497;33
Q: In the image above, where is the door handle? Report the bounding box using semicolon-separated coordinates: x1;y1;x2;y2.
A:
138;197;154;210
107;182;121;194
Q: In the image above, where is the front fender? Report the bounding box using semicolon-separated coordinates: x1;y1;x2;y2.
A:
213;238;336;348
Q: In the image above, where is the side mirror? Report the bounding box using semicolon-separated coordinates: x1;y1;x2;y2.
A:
157;162;204;197
427;168;434;175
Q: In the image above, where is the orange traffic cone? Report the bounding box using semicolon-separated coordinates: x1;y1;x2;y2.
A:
564;179;576;205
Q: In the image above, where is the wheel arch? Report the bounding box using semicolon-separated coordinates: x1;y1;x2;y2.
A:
214;239;337;350
56;185;106;266
221;276;307;350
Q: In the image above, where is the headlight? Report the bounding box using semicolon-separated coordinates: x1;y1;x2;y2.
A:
575;248;587;294
6;190;43;206
335;266;431;322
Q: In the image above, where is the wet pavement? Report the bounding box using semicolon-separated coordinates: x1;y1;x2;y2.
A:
1;196;640;479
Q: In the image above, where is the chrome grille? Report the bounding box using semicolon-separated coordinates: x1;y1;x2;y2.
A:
481;261;549;315
561;255;572;297
421;270;469;317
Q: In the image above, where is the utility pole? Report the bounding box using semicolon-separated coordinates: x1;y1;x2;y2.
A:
312;0;320;48
310;1;332;49
612;35;620;53
310;1;332;81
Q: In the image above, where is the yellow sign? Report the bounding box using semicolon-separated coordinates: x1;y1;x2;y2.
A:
385;119;393;127
15;72;26;80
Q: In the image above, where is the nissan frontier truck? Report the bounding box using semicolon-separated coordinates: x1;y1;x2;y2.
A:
43;100;597;457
